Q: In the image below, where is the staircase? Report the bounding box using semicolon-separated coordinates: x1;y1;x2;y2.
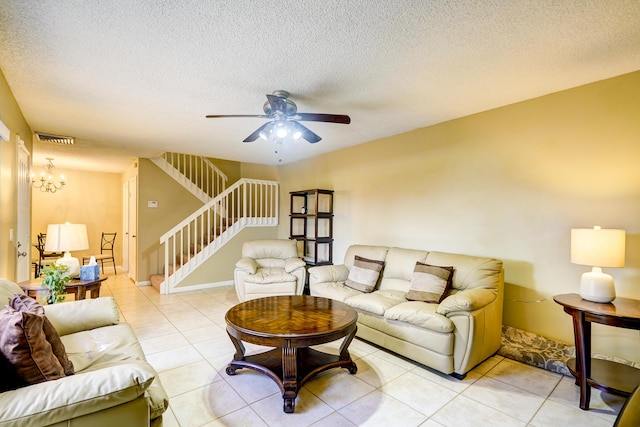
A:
151;177;279;294
151;152;228;203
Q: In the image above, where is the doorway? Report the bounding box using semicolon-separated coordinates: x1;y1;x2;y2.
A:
16;137;31;282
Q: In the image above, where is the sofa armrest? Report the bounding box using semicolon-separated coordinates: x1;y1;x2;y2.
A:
44;297;120;336
235;257;258;274
0;360;155;427
284;257;306;273
436;288;497;316
308;264;350;285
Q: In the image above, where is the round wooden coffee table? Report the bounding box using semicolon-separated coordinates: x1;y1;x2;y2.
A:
225;295;358;413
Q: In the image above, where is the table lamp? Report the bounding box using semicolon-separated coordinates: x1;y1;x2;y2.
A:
570;226;626;303
44;223;89;278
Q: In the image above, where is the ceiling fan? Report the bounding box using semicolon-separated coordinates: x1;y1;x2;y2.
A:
206;90;350;143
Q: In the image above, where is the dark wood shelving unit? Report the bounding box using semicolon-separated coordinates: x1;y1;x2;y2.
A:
289;189;333;266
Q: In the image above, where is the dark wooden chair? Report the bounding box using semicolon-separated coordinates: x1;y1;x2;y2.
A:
33;233;62;278
83;232;117;275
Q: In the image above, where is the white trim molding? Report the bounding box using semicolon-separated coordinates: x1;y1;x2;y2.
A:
0;118;10;141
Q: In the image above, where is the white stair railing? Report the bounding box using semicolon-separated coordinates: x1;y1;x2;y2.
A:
151;152;227;203
159;178;279;293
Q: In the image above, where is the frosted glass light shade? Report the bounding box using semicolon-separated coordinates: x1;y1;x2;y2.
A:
571;226;626;303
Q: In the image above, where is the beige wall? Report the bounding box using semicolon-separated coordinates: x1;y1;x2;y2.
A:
137;158;203;282
31;168;123;267
136;159;279;285
276;71;640;362
174;226;277;288
0;69;33;280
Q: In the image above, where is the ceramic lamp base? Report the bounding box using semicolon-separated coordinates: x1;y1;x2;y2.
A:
56;252;81;278
579;267;615;303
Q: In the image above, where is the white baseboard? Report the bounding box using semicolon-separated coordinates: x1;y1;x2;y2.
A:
170;280;234;293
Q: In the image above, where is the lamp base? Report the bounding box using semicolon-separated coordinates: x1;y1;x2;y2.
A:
579;267;615;303
56;252;81;279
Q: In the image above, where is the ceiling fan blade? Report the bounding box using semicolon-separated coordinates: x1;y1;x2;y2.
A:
243;122;272;142
266;94;287;114
292;121;322;143
205;114;269;119
296;113;351;124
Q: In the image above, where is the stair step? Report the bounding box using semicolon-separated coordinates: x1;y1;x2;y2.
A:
149;274;164;291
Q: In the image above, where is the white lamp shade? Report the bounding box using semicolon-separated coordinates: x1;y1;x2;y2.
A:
44;223;89;252
571;226;626;303
570;227;625;268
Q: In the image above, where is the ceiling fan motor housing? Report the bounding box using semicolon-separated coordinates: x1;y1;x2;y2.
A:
263;90;297;117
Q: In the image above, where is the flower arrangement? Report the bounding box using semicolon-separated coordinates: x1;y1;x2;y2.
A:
40;262;71;304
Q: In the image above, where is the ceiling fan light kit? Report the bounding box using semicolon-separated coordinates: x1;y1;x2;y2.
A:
206;90;350;145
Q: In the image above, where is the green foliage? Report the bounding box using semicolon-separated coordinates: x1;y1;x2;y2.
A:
40;262;71;304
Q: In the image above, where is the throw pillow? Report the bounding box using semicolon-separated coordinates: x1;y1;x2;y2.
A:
0;306;66;385
406;262;454;303
0;351;24;392
10;294;74;375
344;255;385;293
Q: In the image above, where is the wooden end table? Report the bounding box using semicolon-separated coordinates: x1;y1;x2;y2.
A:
225;295;358;413
554;293;640;410
19;276;107;301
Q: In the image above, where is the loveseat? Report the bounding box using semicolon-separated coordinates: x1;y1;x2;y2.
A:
0;278;168;426
309;245;504;378
234;239;307;301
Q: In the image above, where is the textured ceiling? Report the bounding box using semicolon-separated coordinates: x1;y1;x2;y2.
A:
1;1;640;172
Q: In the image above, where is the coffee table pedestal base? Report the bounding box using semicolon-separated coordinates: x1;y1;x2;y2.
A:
226;335;357;413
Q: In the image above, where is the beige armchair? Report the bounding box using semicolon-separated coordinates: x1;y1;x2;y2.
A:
234;239;307;301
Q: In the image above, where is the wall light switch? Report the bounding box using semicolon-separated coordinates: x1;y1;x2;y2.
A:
147;200;158;208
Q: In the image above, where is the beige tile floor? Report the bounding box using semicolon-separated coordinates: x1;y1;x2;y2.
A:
98;273;625;427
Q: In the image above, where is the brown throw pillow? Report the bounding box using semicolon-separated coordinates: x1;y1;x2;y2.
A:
406;262;454;303
0;306;66;385
10;294;74;375
345;255;385;293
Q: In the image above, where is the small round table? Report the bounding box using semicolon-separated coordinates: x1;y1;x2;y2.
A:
225;295;358;413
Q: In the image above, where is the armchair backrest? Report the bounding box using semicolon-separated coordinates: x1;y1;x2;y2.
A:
242;239;299;261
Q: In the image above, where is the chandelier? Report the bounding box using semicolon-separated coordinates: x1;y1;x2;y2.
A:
32;158;65;193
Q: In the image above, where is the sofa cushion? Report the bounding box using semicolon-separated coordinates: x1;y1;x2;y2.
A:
244;268;296;284
0;278;24;306
242;239;298;260
10;294;74;375
345;255;385;293
382;248;429;281
62;323;169;419
343;245;389;269
245;281;297;297
0;306;66;385
309;281;362;302
0;360;156;427
43;297;120;336
406;262;454;303
345;290;406;315
384;301;454;333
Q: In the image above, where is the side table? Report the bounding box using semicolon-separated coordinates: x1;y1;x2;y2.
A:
19;276;108;301
553;293;640;410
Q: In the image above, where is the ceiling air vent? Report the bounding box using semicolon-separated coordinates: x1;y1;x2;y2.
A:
36;132;75;145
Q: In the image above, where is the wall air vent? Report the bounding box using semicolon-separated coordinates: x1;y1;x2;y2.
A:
36;132;75;145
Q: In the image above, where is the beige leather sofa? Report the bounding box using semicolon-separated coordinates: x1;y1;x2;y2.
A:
234;239;307;301
0;279;168;426
309;245;504;378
